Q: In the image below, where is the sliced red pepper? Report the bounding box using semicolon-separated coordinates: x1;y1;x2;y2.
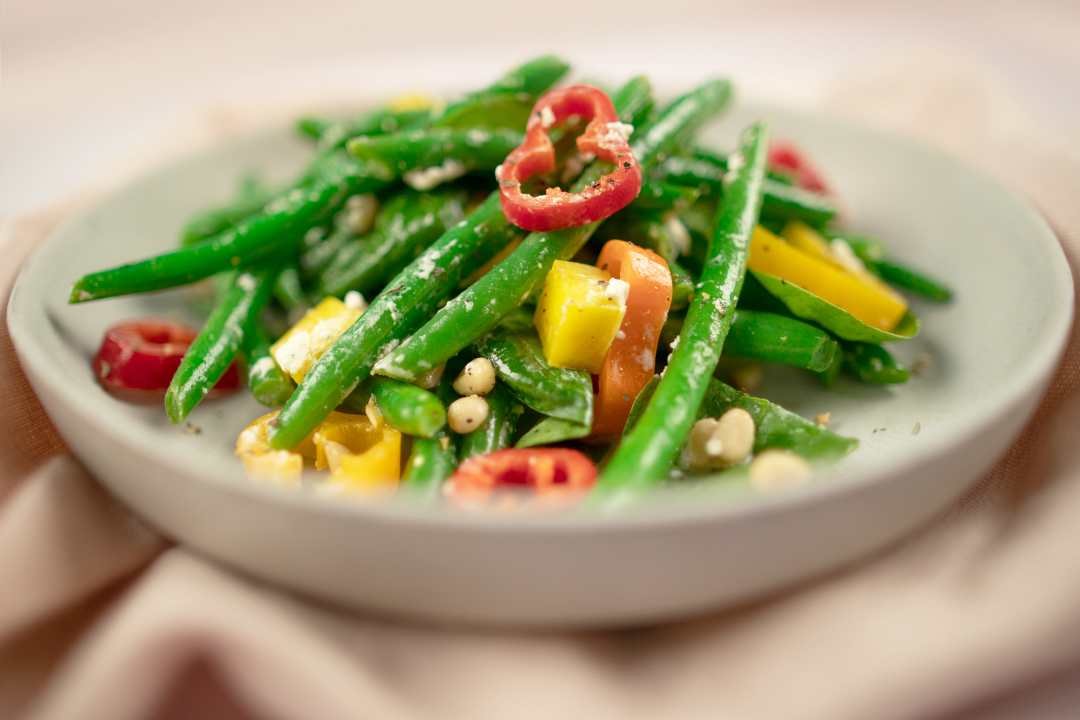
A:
445;448;597;511
592;240;672;436
496;85;643;232
767;139;833;196
93;319;239;402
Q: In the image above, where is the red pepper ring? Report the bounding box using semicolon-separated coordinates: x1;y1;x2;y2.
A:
445;448;598;512
496;85;643;232
93;319;239;403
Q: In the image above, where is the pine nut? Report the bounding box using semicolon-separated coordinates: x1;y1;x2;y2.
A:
415;362;446;390
448;395;489;434
748;449;812;493
715;408;755;463
453;357;497;396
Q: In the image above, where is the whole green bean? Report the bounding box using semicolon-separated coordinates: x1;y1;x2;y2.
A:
308;108;433;152
241;323;296;407
458;384;523;461
374;79;729;382
165;258;283;423
372;377;447;437
470;309;593;425
596;119;770;492
402;359;462;495
660;153;838;227
317;188;467;298
347;127;523;185
831;231;953;302
70;151;382;303
273;263;310;320
180;176;277;247
724;310;838;372
842;342;909;384
436;56;570;129
267;192;521;450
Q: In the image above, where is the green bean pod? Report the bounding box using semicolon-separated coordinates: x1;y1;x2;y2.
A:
596;119;770;492
241;324;296;407
370;377;447;438
660;153;838;227
724;310;838;372
470;310;593;425
628;182;700;215
435;56;571;129
317;188;467;298
180;176;276;247
267;192;521;450
165;258;283;423
347;127;523;184
374;79;729;382
272;264;310;319
307;109;432;152
70;151;383;303
402;361;462;495
457;384;524;461
842;342;909;385
831;232;953;302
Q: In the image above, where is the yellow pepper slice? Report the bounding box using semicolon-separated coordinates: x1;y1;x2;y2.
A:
748;226;908;332
533;260;628;373
270;297;364;383
235;410;314;485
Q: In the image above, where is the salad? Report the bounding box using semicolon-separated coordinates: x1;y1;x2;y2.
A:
70;56;952;511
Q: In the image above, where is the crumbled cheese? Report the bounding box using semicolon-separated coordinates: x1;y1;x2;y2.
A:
344;290;367;311
605;122;634;142
404;159;466;191
251;357;278;376
539;105;556;129
273;331;312;376
664;214;692;257
615;330;626;340
604;278;631;305
236;273;257;291
465;128;490;147
345;194;378;235
669;336;680;351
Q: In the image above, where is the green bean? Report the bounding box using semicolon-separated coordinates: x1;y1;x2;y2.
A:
516;416;591;448
316;188;468;298
724;310;838;372
831;231;953;302
347;127;523;185
267;192;521;450
272;263;309;319
306;109;433;152
458;384;523;461
165;258;283;423
842;342;909;385
470;308;593;425
436;55;570;129
241;323;296;407
695;378;857;461
662;310;837;372
180;176;277;247
813;350;844;388
596;119;769;492
374;79;729;382
402;360;462;495
628;182;700;214
660;152;838;227
70;151;382;303
371;377;447;437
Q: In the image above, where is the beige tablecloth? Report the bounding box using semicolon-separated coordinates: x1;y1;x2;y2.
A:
2;54;1079;720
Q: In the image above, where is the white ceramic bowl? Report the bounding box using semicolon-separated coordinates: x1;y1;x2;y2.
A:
9;103;1073;628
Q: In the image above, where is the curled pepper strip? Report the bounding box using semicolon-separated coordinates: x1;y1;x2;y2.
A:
496;85;643;232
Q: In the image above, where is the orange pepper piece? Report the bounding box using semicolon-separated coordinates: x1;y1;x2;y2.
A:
591;240;673;436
